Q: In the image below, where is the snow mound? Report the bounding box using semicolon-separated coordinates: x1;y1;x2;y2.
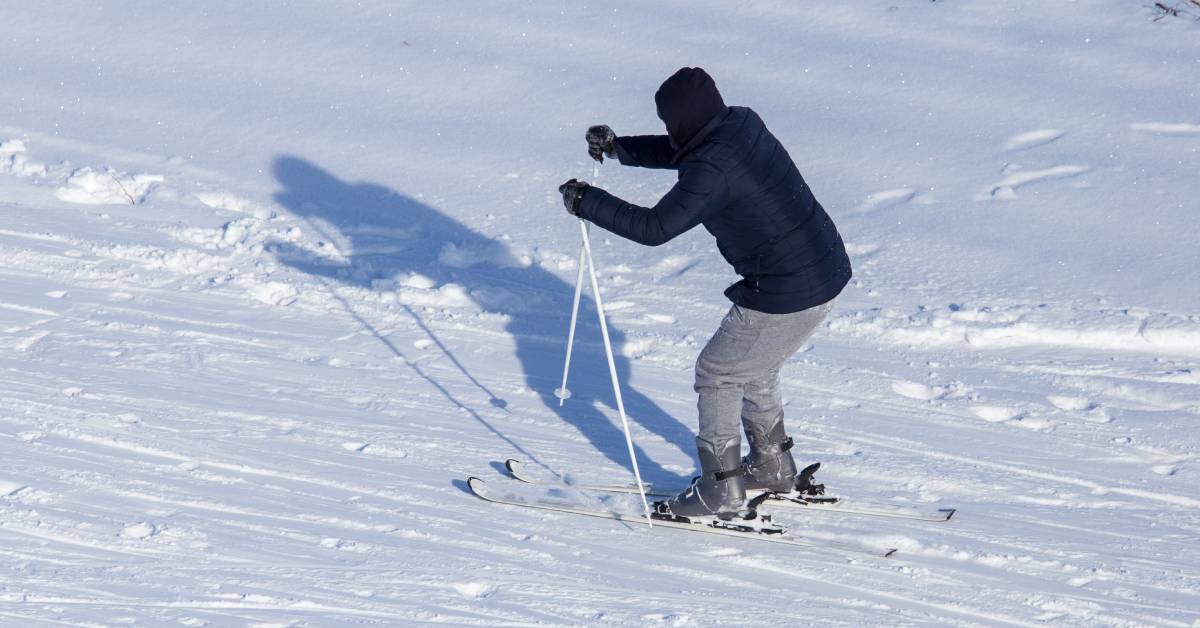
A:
56;167;163;205
970;405;1022;423
0;139;48;177
120;521;158;539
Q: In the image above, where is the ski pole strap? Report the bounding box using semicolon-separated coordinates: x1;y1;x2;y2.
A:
713;467;744;481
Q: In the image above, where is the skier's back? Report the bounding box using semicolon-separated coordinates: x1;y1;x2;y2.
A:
558;67;852;519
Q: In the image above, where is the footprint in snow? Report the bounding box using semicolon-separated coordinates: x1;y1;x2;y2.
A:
843;242;881;258
604;300;637;312
452;582;497;599
1002;129;1064;152
891;380;948;401
850;188;915;215
969;405;1022;423
1047;395;1094;412
247;281;298;306
1151;464;1179;476
342;441;408;458
1013;416;1053;431
650;254;702;280
969;405;1052;430
1130;122;1200;136
980;164;1090;200
195;191;274;219
321;537;367;552
643;613;692;626
121;521;159;539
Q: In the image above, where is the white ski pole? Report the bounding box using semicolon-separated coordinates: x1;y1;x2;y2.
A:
554;161;602;405
554;244;586;405
578;165;653;526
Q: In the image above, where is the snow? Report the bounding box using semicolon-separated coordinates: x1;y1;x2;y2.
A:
1;1;1198;625
56;167;164;206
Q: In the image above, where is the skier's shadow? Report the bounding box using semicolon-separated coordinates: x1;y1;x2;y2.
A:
269;156;693;484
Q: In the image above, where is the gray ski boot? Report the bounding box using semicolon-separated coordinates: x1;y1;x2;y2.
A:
657;437;746;520
742;414;798;493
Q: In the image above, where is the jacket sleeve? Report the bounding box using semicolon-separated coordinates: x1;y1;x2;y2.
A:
614;135;678;170
577;161;729;247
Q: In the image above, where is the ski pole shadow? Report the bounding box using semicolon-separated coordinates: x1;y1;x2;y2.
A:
267;156;694;485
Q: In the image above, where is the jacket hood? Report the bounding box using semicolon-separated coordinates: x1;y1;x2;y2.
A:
655;67;727;150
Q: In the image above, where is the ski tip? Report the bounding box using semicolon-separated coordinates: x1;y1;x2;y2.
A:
939;508;957;521
504;458;525;479
466;476;489;497
883;548;898;558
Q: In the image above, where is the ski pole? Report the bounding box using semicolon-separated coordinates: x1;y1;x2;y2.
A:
577;166;653;526
554;244;586;405
555;161;602;405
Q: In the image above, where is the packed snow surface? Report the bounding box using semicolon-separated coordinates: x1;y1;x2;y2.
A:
2;1;1198;625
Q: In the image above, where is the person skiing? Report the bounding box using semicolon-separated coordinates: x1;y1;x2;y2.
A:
557;67;852;521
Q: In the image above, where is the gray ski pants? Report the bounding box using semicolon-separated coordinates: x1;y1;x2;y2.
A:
694;299;835;453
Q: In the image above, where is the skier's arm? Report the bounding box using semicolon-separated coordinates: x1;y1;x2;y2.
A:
614;135;679;170
577;161;728;246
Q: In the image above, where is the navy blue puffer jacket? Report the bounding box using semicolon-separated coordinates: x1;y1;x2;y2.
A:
576;105;852;314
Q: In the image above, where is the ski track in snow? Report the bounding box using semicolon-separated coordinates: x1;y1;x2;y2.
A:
2;3;1200;626
2;138;1197;624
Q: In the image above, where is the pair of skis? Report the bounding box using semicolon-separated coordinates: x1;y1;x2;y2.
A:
468;459;957;558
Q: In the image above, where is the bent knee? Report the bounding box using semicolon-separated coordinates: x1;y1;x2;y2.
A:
695;353;749;391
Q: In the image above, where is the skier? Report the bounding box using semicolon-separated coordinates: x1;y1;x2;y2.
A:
558;67;852;520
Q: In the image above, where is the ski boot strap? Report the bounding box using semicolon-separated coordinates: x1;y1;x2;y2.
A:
752;436;792;455
712;466;744;481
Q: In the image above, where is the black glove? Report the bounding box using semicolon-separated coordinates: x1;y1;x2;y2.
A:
558;179;589;216
586;125;617;163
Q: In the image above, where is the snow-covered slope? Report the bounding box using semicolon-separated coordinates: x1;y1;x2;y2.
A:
2;2;1198;625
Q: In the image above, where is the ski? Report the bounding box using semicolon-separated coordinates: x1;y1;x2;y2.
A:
504;458;955;523
467;477;897;558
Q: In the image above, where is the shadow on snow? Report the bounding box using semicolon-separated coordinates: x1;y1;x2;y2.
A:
269;155;694;485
